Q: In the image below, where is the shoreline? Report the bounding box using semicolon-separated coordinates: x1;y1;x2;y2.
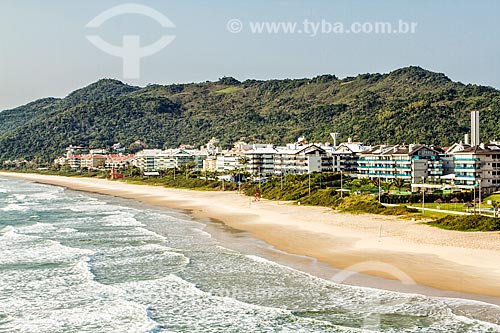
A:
1;172;500;304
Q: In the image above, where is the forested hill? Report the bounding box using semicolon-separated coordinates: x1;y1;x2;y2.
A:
1;66;500;163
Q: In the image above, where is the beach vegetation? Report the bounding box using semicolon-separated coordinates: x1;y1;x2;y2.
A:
428;215;500;232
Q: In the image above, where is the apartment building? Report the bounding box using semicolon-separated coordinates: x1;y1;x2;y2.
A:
332;140;368;176
273;144;330;175
80;154;107;169
134;148;207;171
452;143;500;192
105;154;135;169
357;144;443;183
242;144;279;177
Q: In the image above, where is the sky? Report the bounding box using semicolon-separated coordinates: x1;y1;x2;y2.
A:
1;0;500;110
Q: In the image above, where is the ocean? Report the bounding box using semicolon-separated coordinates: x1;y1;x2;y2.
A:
0;177;499;333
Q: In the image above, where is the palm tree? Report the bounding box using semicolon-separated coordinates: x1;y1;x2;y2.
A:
239;156;249;166
185;161;196;179
369;178;379;188
237;156;249;187
383;181;393;194
359;178;370;187
492;200;499;218
392;178;406;192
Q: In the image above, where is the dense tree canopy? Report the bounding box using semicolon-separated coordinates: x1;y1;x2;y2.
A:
0;66;499;163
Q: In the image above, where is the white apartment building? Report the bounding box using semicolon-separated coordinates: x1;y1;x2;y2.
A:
452;143;500;192
134;148;207;171
357;144;443;183
273;144;330;175
332;140;368;176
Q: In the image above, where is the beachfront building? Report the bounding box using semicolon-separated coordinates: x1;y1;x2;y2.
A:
357;144;443;183
105;154;135;169
57;145;88;169
202;157;218;171
213;139;335;177
214;141;250;173
452;142;500;192
66;155;82;169
273;144;330;175
134;148;208;171
80;154;107;169
331;140;368;176
440;141;472;176
241;144;280;177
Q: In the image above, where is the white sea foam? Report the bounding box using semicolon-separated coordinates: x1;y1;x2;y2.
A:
117;274;356;332
74;256;97;281
13;194;26;201
57;227;78;233
0;203;29;211
0;225;15;237
0;231;94;265
134;226;166;240
191;227;213;238
17;222;56;234
101;213;144;227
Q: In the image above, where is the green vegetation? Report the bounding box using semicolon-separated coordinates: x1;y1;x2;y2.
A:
120;175;234;191
484;194;500;202
241;173;416;215
2;66;500;164
215;87;243;94
428;215;500;232
242;173;342;201
335;195;417;215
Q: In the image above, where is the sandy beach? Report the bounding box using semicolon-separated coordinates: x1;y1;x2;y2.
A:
2;172;500;301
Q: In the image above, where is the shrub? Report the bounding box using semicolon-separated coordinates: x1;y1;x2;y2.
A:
429;215;500;231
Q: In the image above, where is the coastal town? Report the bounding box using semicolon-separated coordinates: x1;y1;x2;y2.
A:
2;1;500;331
48;111;500;195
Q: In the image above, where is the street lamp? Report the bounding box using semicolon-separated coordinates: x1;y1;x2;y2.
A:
340;170;344;199
421;176;425;215
258;166;261;190
308;172;311;196
378;176;381;204
477;180;482;216
473;183;476;215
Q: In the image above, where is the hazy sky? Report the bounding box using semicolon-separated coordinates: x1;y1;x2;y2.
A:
1;0;499;110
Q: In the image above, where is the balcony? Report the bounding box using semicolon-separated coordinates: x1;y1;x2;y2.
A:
359;160;396;164
454;166;477;170
455;175;477;179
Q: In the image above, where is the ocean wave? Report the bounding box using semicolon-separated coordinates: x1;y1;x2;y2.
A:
233;254;500;332
16;222;56;234
134;227;167;240
0;231;94;266
116;274;360;332
101;213;145;227
56;227;78;233
0;203;29;212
